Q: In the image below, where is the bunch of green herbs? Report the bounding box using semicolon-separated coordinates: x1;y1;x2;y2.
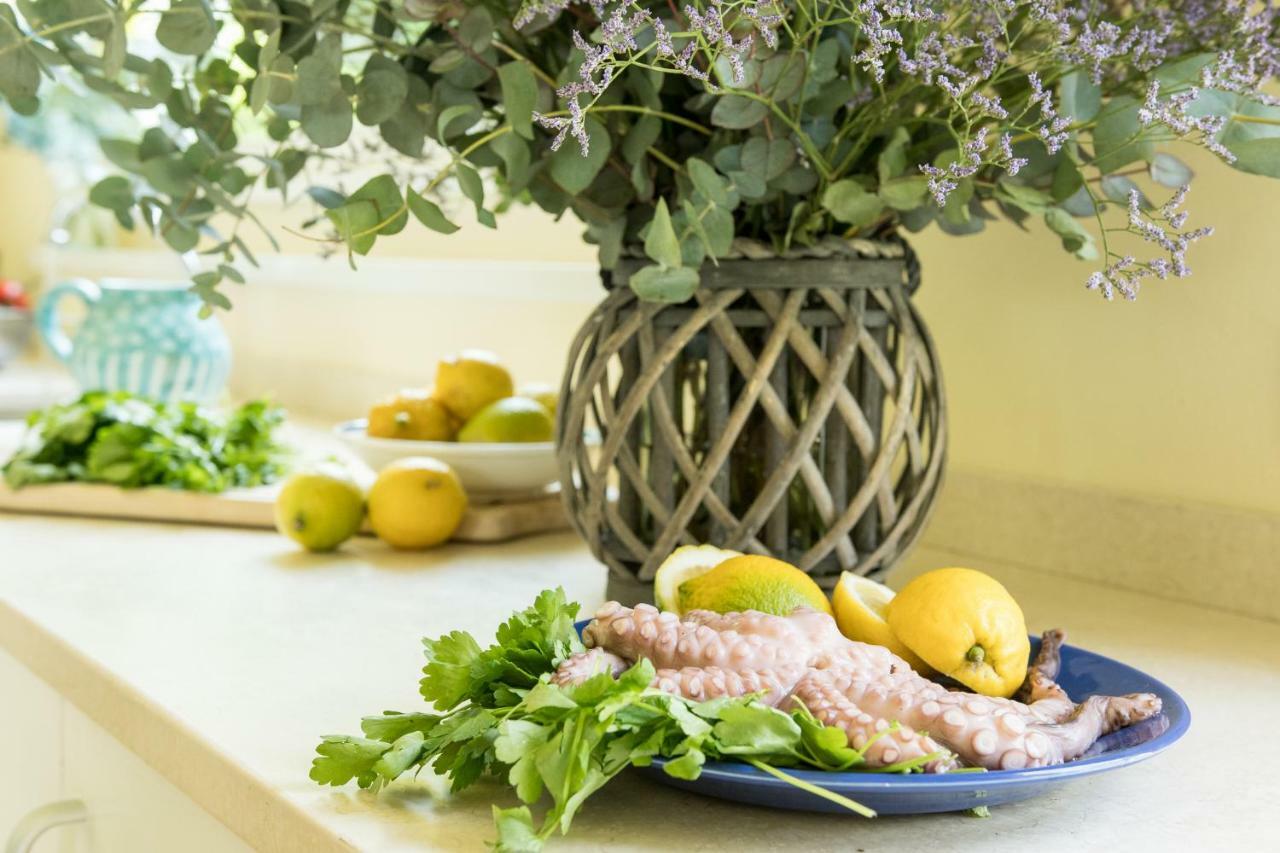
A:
310;588;949;850
2;390;287;492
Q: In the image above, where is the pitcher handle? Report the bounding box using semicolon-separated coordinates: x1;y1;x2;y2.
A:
35;279;101;364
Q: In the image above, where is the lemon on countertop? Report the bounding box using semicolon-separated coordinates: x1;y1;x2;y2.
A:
274;464;365;552
676;554;833;617
652;544;742;611
886;567;1030;697
367;457;468;549
831;572;933;674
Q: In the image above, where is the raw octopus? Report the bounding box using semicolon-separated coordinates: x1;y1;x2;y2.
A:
552;602;1162;772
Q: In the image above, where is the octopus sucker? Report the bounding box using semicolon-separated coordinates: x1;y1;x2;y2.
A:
557;604;1163;773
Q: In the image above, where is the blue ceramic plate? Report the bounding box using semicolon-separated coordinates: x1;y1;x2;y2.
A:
573;622;1189;815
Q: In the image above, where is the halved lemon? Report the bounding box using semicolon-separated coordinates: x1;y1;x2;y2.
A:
653;544;741;611
832;572;934;674
677;554;833;617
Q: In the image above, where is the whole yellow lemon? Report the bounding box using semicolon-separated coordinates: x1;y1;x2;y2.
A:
886;567;1030;697
366;389;455;441
433;350;514;422
367;457;468;549
273;464;365;552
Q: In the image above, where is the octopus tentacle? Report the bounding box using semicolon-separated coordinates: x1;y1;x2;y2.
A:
551;648;631;688
653;664;807;705
786;672;956;772
583;602;821;672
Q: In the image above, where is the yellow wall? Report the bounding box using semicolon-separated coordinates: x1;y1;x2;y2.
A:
911;147;1280;517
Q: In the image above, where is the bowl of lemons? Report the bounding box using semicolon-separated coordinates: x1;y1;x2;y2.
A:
336;349;561;502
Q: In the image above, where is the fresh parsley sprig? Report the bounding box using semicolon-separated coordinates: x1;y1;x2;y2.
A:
310;589;952;850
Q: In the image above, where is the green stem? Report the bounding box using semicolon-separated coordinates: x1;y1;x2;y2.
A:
745;759;877;818
589;104;713;137
1231;113;1280;126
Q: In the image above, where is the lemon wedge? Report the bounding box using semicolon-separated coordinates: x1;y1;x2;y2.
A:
832;572;933;674
653;544;741;611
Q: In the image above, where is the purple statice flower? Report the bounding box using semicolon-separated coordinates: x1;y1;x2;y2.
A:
971;92;1008;120
533;112;572;151
1138;80;1233;161
916;134;990;206
741;0;783;49
998;133;1028;176
1027;72;1069;154
919;164;957;207
1088;186;1213;301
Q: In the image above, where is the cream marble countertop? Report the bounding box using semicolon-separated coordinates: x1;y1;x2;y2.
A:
1;510;1278;852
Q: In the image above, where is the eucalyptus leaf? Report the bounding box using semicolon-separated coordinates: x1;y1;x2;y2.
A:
711;95;768;130
357;55;408;126
296;35;343;106
878;176;929;211
301;90;354;148
455;163;489;224
1149;153;1194;187
0;6;41;104
1223;137;1280;178
498;63;536;140
348;174;408;235
437;104;480;142
549;118;610;194
407;189;460;234
741;137;794;180
1060;184;1100;217
643;198;682;268
156;0;217;55
88;175;134;211
621;115;662;165
687;159;733;208
995;180;1053;214
822;180;884;227
629;264;699;303
327;199;380;256
1044;207;1098;259
1058;70;1101;122
1100;175;1150;209
877;127;910;182
1092;96;1156;173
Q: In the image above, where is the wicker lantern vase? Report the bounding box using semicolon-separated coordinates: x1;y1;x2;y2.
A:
556;239;946;605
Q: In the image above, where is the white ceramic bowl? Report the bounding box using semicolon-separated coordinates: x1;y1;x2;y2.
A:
334;419;559;501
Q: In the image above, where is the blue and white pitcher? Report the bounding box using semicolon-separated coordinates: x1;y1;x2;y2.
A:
36;279;231;403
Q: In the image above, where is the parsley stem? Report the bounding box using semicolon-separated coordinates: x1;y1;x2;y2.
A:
745;759;877;818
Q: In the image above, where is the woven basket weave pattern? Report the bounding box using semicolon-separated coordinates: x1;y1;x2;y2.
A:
556;240;946;603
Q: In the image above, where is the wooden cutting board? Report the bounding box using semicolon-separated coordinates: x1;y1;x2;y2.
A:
0;481;571;543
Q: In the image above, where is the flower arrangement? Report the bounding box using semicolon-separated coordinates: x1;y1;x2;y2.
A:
3;0;1278;309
